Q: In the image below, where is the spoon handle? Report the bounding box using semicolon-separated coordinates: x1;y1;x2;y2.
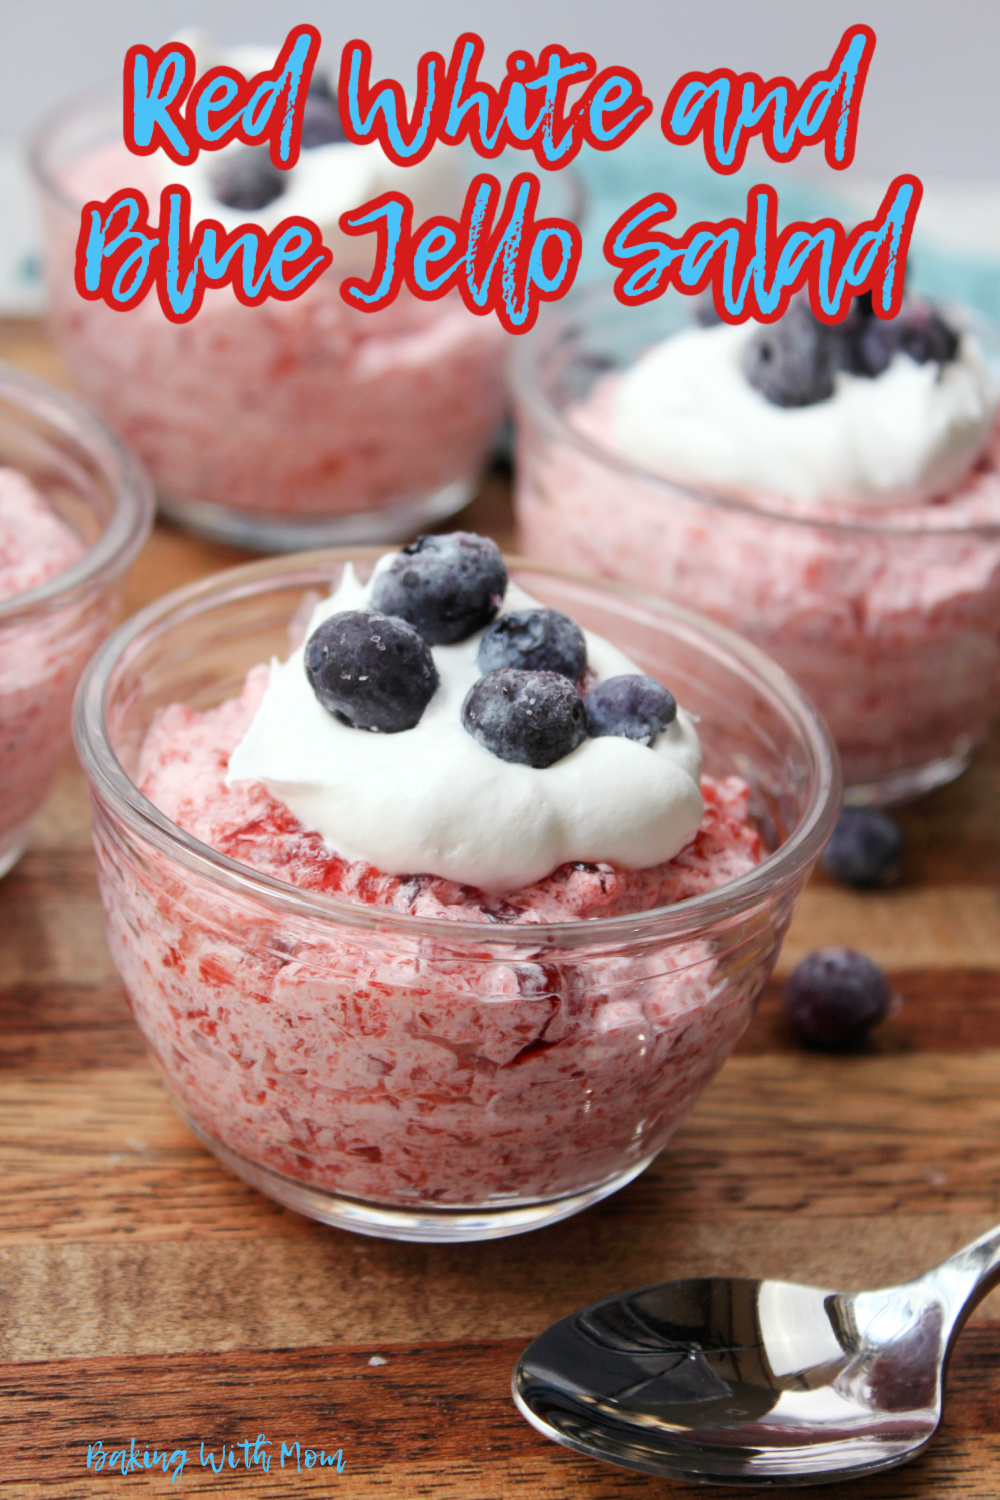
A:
924;1222;1000;1330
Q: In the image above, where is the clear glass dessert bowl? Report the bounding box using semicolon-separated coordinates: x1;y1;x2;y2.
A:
513;287;1000;804
0;360;152;877
74;550;839;1242
29;89;513;553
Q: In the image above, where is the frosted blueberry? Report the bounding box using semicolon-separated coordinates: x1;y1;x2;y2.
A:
853;303;960;378
478;609;587;681
783;948;893;1050
584;675;677;747
462;669;586;768
837;290;960;378
304;610;438;733
742;301;838;407
371;533;507;646
210;146;286;212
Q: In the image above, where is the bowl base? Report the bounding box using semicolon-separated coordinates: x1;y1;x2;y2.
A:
175;1102;658;1242
844;735;977;807
158;481;475;553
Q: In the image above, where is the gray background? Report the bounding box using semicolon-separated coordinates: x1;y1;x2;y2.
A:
1;0;998;178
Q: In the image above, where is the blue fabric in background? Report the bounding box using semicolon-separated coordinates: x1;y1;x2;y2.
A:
570;129;1000;323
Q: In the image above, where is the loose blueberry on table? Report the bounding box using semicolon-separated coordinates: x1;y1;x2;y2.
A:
783;947;893;1050
821;807;905;889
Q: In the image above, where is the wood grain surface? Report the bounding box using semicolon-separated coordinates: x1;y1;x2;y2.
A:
2;318;1000;1497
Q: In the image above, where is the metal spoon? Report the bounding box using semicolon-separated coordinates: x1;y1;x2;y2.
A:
512;1224;1000;1487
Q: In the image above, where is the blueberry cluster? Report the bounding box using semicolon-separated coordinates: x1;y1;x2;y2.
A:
211;73;347;213
462;660;678;769
305;532;506;734
742;293;961;409
303;532;682;764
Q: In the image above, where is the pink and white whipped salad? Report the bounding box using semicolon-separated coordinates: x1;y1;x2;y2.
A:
96;536;766;1214
516;293;1000;797
0;469;86;872
38;35;506;529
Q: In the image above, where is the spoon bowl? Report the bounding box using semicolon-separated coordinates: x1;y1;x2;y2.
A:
513;1225;1000;1486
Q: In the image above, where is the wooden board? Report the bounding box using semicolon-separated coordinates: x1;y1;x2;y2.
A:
2;317;1000;1497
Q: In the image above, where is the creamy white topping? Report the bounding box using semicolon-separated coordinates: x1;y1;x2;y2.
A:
162;33;460;271
611;321;999;508
226;560;704;893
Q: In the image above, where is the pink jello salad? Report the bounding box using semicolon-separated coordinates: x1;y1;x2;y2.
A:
0;468;86;871
34;40;507;543
92;539;776;1224
516;294;1000;799
137;662;760;924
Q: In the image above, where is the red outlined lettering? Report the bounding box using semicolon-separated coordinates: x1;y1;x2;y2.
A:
339;33;651;170
338;40;445;164
339;172;581;333
124;25;321;167
604;176;922;322
74;185;332;323
124;43;195;160
663;24;875;173
339;194;413;309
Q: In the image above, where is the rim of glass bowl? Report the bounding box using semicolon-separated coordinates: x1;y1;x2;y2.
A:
0;359;154;622
28;86;588;226
512;281;1000;540
28;87;119;215
74;549;841;950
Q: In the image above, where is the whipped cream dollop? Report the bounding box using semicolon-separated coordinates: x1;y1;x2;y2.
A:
611;321;1000;508
227;560;704;893
159;33;460;271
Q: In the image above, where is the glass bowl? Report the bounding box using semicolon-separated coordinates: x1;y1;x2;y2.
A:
29;89;513;553
0;360;152;877
513;287;1000;804
74;551;839;1241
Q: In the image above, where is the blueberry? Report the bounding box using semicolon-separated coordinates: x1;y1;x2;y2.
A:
304;610;438;732
896;306;960;364
742;301;838;407
847;300;960;378
478;609;587;681
783;948;893;1050
821;807;904;889
371;533;507;646
584;675;677;747
462;669;586;768
210;146;287;212
301;73;347;148
835;291;877;374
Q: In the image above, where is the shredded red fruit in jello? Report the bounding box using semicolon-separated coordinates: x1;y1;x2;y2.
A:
138;664;762;922
0;467;83;601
